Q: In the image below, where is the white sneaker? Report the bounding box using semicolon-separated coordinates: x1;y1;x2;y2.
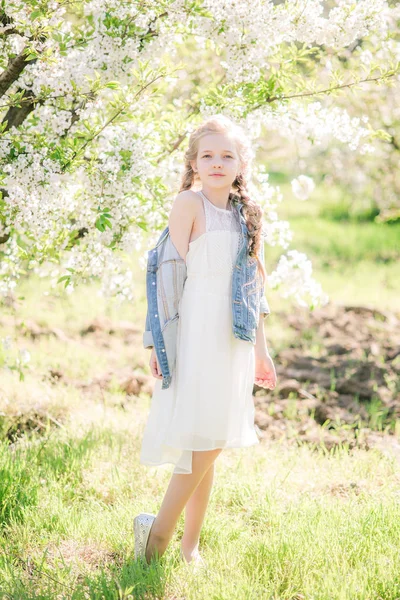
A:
133;513;156;561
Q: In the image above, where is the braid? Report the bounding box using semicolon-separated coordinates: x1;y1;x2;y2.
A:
179;164;195;192
234;173;266;285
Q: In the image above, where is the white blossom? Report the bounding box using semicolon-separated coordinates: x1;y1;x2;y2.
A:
19;349;31;364
268;250;330;308
0;0;396;310
291;175;316;201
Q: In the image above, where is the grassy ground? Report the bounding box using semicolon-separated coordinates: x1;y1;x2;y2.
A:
267;182;400;313
0;184;399;599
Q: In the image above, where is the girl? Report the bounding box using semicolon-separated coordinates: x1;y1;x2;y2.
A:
134;114;277;568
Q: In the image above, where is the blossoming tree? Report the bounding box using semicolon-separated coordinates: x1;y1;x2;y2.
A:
0;0;398;310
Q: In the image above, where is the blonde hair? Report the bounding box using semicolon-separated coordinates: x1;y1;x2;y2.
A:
179;114;266;284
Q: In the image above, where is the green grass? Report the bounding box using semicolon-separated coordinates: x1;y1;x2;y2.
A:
0;183;399;598
1;417;399;599
265;182;400;313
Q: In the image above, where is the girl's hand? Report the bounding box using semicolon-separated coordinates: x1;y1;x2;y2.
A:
149;347;163;379
254;352;277;390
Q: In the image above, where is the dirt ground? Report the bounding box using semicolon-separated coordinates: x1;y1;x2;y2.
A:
1;303;399;453
253;303;400;450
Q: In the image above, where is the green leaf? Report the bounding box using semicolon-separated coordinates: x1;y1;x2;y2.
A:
29;10;42;21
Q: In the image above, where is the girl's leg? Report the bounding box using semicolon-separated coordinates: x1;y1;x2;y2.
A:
145;448;222;563
181;462;215;561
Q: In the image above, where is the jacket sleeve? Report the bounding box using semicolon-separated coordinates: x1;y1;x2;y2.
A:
259;236;271;318
143;305;154;348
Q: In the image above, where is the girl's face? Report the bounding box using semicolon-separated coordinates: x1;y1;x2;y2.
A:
191;133;240;189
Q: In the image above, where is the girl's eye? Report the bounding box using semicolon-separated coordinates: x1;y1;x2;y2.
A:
202;154;233;158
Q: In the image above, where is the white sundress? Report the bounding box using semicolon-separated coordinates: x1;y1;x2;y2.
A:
139;190;260;474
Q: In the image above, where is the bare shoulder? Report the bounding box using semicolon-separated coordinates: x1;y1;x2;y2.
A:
172;190;200;210
168;190;200;251
169;190;201;225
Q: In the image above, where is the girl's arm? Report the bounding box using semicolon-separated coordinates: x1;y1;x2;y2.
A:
255;315;270;358
168;190;198;262
254;317;277;389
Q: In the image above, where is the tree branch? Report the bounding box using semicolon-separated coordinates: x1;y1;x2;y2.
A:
61;72;165;171
0;48;37;99
258;71;399;108
2;88;41;131
0;11;20;37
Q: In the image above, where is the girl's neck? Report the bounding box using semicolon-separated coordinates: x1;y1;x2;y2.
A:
199;187;231;211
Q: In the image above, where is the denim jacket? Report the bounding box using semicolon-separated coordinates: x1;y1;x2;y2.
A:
143;197;271;389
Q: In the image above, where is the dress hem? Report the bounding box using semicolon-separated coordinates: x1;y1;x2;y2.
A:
159;437;260;452
140;437;260;470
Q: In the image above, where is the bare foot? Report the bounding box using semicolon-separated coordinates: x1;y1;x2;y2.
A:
180;544;206;569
